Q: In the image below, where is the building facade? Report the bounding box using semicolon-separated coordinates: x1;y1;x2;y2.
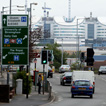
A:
32;14;106;47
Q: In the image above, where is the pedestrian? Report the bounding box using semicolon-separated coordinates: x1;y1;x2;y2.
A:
37;74;42;94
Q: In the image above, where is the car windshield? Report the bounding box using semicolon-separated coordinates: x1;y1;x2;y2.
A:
100;66;106;69
74;80;90;86
65;72;72;76
64;65;69;67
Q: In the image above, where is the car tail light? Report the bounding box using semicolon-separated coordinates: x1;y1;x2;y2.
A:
89;86;93;89
72;86;75;89
63;77;66;80
61;67;64;69
93;82;95;85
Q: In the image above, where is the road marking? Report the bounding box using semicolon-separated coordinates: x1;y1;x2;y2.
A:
101;78;106;82
58;96;63;101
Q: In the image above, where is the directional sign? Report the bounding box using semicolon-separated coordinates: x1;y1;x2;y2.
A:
2;15;29;65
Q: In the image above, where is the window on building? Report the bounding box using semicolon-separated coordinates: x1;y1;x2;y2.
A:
88;24;94;39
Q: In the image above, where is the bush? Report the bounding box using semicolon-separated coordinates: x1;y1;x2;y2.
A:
13;71;32;94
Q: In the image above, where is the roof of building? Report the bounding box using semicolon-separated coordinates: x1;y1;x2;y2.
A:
54;16;84;26
32;16;106;26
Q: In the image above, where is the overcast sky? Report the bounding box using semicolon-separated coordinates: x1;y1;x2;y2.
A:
0;0;106;18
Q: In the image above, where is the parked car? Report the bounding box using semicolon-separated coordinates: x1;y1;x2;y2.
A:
71;80;93;98
59;65;71;73
98;66;106;75
48;66;53;78
60;72;72;85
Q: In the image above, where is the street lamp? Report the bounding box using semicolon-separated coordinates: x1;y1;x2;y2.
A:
76;18;84;69
30;3;37;36
61;38;63;65
2;5;25;14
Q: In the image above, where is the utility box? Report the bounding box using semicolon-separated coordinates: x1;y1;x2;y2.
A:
16;79;23;94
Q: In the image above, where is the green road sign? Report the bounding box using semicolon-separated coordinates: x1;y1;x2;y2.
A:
2;15;29;65
2;48;28;65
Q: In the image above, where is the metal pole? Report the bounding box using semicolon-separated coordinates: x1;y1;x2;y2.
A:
26;65;29;98
7;66;9;85
43;64;45;95
77;19;79;69
10;0;11;14
30;4;32;36
61;38;63;65
44;2;46;39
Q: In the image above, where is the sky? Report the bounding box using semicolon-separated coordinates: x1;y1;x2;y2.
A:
0;0;106;18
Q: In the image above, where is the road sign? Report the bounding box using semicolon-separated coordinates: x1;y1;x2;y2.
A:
2;15;29;65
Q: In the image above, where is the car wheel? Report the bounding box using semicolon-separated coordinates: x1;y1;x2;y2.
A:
63;82;65;86
90;95;93;98
71;94;74;98
98;72;100;75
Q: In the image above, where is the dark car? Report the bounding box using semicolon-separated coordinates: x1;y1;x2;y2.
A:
71;80;93;98
48;66;53;78
60;72;72;85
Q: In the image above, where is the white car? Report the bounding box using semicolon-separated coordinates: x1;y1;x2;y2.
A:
59;65;71;73
98;66;106;75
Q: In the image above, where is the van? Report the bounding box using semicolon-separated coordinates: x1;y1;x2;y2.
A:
72;70;95;93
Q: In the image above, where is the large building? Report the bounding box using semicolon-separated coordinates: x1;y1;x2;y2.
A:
32;13;106;48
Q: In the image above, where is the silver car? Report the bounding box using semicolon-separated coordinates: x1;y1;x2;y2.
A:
98;66;106;75
59;65;71;73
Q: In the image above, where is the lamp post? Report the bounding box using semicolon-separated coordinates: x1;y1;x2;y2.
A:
76;18;84;69
30;3;37;36
61;38;63;65
10;0;11;14
2;5;25;14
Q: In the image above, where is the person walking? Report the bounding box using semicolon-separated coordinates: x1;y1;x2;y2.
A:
37;74;42;94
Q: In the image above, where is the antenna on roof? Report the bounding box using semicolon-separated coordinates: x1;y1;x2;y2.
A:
68;0;71;21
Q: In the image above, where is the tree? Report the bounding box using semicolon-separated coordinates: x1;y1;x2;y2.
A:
46;43;70;70
29;27;42;63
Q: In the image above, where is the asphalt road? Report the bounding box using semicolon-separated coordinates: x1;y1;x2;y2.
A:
47;73;106;106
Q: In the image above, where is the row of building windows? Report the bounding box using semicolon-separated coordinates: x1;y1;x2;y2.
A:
54;28;84;30
54;31;84;33
97;32;106;33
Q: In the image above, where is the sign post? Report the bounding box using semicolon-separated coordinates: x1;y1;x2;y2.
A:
2;15;29;98
2;15;29;65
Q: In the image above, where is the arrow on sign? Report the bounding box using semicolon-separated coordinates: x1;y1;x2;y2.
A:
23;35;27;40
3;18;6;24
3;54;8;59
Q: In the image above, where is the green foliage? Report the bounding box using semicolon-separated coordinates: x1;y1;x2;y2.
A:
46;43;72;71
14;71;32;94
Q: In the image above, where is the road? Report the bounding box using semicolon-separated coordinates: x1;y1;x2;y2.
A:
47;73;106;106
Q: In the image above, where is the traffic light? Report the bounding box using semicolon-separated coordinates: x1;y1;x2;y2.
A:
80;52;85;62
41;50;47;64
86;48;94;66
48;50;52;61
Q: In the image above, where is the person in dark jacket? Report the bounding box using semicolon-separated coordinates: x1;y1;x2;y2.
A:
37;74;42;94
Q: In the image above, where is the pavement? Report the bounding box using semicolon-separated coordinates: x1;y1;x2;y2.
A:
0;72;55;106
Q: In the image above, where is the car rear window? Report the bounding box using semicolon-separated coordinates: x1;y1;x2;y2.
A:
74;81;90;86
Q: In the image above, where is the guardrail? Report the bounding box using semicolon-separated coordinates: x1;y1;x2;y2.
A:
46;81;52;99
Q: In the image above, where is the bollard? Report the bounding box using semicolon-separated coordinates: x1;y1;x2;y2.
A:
16;79;23;94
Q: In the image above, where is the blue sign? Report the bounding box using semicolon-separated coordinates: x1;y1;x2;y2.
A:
17;38;22;44
21;17;27;22
14;55;19;61
4;38;9;44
